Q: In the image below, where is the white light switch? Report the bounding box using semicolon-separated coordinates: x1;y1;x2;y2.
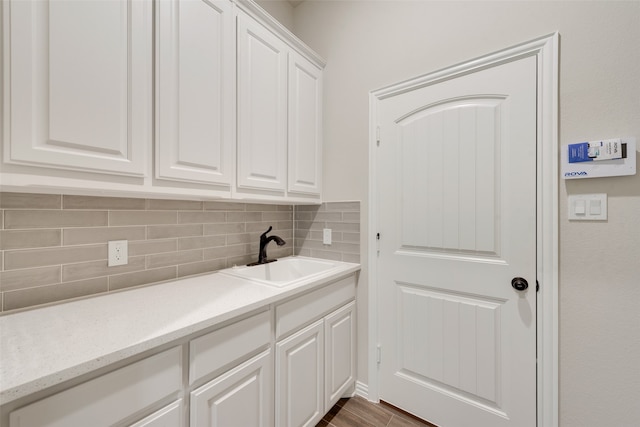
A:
323;228;332;245
568;194;607;220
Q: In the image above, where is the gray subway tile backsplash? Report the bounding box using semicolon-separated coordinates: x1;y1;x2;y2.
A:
146;198;203;211
3;277;109;312
0;193;359;313
0;229;62;250
4;210;108;229
5;245;108;270
0;193;62;209
63;195;146;210
109;210;177;226
62;226;146;246
294;201;360;264
0;266;62;292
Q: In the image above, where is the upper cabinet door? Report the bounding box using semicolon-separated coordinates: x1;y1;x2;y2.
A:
288;52;322;196
236;11;288;192
3;0;151;176
156;0;234;186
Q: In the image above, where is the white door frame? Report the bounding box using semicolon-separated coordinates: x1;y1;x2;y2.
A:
367;33;559;427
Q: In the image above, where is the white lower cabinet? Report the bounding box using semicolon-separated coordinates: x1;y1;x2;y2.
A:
275;276;357;427
324;301;356;411
276;320;325;427
9;347;183;427
6;275;357;427
188;310;273;427
130;400;183;427
190;350;273;427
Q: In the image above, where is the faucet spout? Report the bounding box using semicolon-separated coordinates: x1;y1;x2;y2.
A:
249;226;286;266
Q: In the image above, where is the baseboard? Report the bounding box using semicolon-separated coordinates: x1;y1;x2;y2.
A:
354;381;371;400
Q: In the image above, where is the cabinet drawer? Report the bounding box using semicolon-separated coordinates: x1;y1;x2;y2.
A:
189;310;271;384
9;347;182;427
276;275;355;339
129;400;183;427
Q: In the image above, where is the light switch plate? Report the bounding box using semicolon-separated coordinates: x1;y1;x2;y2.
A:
568;194;607;220
323;228;332;245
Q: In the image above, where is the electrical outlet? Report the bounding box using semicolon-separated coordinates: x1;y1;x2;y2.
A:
108;240;128;267
323;228;332;245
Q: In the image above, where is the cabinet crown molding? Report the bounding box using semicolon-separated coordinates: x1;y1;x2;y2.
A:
234;0;326;68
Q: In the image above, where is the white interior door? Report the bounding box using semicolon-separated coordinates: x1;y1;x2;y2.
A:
377;56;537;427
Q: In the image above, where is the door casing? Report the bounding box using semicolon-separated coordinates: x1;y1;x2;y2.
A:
367;33;559;427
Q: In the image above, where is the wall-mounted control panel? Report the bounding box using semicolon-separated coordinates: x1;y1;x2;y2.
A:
562;137;636;179
568;194;607;221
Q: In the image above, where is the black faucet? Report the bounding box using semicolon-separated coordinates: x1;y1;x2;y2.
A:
248;226;286;266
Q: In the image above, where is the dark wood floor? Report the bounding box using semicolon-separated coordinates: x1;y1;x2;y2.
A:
317;396;438;427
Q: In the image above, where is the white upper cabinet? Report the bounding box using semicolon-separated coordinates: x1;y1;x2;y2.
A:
236;10;289;193
156;0;235;186
3;0;151;176
288;51;323;196
1;0;324;202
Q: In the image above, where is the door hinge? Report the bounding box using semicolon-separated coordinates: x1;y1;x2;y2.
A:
376;126;381;146
536;280;540;292
377;345;382;364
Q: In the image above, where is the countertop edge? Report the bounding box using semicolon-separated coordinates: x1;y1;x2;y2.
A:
0;260;360;406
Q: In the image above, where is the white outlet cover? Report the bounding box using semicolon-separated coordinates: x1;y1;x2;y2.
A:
108;240;128;266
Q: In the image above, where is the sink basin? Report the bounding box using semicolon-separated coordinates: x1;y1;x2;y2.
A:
221;257;338;287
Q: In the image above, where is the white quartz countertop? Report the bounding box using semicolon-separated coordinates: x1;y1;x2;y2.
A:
0;257;360;406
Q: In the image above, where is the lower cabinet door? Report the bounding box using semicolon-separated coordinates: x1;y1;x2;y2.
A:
276;319;324;427
129;400;183;427
190;350;273;427
324;301;356;410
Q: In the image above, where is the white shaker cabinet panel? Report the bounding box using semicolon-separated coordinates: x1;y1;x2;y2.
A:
324;301;356;410
156;0;234;186
288;51;322;196
189;310;271;385
3;0;151;176
236;10;288;193
190;350;273;427
276;320;324;427
129;400;183;427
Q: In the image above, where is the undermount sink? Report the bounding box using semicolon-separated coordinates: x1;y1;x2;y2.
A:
220;257;339;287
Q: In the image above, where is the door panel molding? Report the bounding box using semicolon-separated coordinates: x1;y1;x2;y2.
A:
368;33;559;427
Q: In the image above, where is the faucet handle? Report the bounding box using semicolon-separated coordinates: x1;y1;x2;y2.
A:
260;226;273;239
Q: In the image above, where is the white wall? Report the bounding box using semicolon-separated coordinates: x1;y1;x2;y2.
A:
290;1;640;426
256;0;295;31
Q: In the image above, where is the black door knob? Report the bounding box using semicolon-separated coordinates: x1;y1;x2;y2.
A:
511;277;529;291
